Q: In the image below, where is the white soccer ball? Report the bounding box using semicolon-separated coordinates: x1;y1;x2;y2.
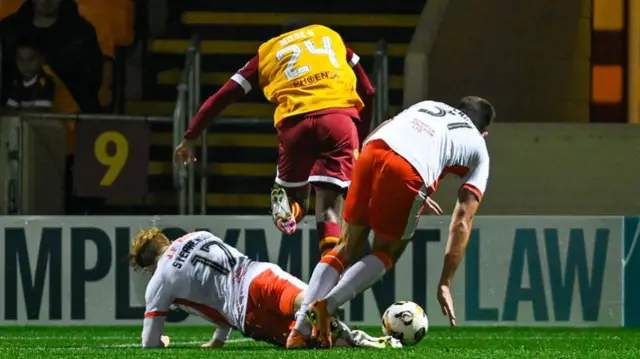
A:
381;301;429;345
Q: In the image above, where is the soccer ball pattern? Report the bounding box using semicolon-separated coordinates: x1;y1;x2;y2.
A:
381;301;429;345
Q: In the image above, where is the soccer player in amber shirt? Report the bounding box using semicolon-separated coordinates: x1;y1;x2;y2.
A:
288;97;495;348
174;19;375;259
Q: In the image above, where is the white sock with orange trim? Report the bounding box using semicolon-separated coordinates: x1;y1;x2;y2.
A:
293;250;345;336
324;251;391;315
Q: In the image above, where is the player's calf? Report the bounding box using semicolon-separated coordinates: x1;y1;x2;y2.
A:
314;187;345;257
317;221;340;257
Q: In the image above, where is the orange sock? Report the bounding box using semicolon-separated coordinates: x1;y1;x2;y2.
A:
291;201;305;222
317;221;340;256
319;249;346;274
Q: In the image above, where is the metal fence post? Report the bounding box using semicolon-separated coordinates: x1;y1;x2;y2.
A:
193;39;207;215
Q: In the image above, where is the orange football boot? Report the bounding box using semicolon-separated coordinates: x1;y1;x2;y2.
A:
286;329;311;349
307;299;332;348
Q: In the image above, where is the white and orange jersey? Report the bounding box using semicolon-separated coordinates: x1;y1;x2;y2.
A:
366;101;490;199
143;231;267;332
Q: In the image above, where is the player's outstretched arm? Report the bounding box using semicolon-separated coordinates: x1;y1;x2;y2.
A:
346;48;376;144
182;56;259;141
141;316;168;348
440;188;480;283
141;274;173;347
202;324;232;348
437;187;481;326
175;56;259;165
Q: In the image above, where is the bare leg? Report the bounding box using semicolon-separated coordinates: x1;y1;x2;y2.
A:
314;185;344;256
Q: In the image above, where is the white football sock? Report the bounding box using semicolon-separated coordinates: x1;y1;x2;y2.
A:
324;254;387;314
293;262;341;335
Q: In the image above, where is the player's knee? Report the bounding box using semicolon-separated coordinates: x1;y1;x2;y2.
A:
372;236;408;265
330;237;359;266
314;187;345;220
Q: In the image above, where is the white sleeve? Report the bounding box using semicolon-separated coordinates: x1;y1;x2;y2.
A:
142;316;167;348
141;274;173;348
230;56;258;94
461;150;490;200
212;324;233;343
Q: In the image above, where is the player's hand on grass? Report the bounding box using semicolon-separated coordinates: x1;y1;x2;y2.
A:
173;139;197;166
424;197;443;215
437;284;456;327
201;340;224;349
161;335;171;347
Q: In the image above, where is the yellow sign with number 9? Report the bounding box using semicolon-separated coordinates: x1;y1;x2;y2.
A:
94;131;129;186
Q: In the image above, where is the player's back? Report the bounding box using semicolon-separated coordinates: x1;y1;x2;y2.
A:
151;231;253;328
367;100;489;189
257;24;363;125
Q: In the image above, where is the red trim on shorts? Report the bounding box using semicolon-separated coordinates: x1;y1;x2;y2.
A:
144;311;167;318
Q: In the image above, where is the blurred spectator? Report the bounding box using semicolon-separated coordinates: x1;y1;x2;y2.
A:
0;0;103;112
6;40;53;111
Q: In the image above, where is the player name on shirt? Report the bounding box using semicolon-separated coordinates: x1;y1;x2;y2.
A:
170;233;239;277
279;29;316;46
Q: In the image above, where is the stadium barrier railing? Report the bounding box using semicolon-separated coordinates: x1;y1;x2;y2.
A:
0;37;206;215
9;113;191;214
0;37;3;106
373;39;389;128
174;35;202;214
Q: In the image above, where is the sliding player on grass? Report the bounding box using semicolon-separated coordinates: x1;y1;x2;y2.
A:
130;228;401;349
288;97;495;348
174;18;374;258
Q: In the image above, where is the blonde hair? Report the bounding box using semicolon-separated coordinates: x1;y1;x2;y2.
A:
129;227;171;269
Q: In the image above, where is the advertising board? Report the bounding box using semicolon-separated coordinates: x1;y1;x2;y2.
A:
0;216;625;327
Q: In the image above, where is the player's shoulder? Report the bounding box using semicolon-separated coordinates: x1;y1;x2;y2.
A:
467;133;489;162
414;100;446;107
407;100;458;117
191;230;222;242
308;24;339;35
410;100;454;109
177;230;216;244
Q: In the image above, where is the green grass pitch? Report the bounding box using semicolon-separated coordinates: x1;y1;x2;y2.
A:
2;326;640;358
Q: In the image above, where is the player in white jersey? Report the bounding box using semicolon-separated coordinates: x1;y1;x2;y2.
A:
287;96;495;348
129;228;402;349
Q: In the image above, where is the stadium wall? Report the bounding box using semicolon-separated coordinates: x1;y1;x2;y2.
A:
1;118;638;216
428;123;640;215
0;215;638;327
405;0;591;123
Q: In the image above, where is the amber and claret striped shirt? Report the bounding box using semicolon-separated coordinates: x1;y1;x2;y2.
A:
6;71;54;110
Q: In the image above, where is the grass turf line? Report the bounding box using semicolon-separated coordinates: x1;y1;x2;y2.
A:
1;326;640;358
